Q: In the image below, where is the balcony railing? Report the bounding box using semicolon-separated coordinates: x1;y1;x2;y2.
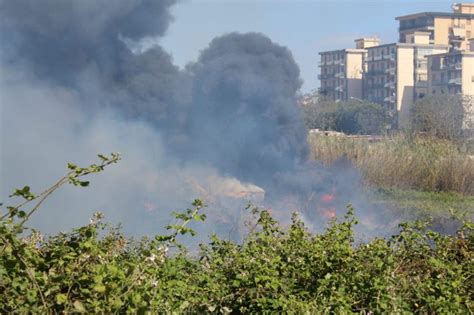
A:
383;54;396;61
398;24;434;32
431;81;444;86
384;96;396;103
384;81;395;89
448;78;462;85
365;70;386;76
374;55;383;61
385;67;396;75
318;88;330;95
446;62;462;70
367;83;385;89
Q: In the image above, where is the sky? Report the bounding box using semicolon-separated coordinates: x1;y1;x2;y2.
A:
160;0;454;92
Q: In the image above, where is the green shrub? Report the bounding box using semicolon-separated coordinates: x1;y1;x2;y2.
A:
1;156;473;313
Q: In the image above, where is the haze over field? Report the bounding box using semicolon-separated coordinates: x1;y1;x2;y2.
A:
1;0;392;239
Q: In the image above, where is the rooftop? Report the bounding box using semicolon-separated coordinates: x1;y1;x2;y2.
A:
318;48;367;55
427;51;474;58
396;11;474;20
365;42;449;49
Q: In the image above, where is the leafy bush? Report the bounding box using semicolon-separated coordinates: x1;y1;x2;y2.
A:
1;155;473;313
303;100;387;135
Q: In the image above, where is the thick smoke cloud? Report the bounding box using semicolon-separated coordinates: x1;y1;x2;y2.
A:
1;0;395;239
187;33;308;184
0;0;176;80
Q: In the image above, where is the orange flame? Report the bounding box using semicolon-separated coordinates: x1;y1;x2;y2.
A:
320;193;335;203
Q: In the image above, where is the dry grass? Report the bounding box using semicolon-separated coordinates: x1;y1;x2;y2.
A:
309;134;474;195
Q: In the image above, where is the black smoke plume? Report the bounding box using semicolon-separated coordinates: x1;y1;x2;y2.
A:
0;0;391;239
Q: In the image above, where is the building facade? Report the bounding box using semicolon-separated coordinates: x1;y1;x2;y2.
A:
396;3;474;51
317;3;473;129
428;51;474;96
318;49;366;102
427;47;474;130
364;36;448;127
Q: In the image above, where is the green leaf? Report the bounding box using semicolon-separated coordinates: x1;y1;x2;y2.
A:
97;154;109;162
56;293;68;304
93;284;106;293
73;300;86;312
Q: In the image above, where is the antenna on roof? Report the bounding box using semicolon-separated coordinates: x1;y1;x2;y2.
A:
451;3;459;13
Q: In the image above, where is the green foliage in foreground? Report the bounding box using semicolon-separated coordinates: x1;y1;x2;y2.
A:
1;155;473;313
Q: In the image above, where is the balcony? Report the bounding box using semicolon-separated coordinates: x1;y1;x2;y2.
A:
430;80;448;86
335;72;345;78
383;54;396;61
335;85;345;92
365;70;386;76
385;67;396;75
448;78;462;85
447;62;462;70
374;55;383;61
384;96;396;103
384;81;395;89
367;83;385;89
318;73;335;80
399;23;434;32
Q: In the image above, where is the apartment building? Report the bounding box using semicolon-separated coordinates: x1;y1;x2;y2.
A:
364;32;448;127
427;44;474;130
396;3;474;51
317;3;473;129
428;38;474;97
318;38;379;102
318;49;365;102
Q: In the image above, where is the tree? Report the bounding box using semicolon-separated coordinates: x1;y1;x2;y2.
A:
303;99;387;135
410;95;474;140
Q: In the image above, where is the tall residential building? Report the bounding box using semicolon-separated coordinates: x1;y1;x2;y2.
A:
396;3;474;51
318;49;365;102
427;42;474;97
317;3;473;129
364;33;448;127
318;38;379;102
427;45;474;130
